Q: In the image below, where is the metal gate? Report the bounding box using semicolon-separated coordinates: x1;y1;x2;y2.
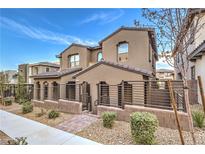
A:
80;82;92;111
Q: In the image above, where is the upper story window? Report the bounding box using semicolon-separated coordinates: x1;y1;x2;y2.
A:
189;21;195;44
97;52;103;62
117;42;128;62
46;67;49;72
34;67;38;75
69;54;80;68
191;66;195;80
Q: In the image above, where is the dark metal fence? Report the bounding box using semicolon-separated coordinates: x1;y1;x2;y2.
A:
1;84;34;100
97;80;186;112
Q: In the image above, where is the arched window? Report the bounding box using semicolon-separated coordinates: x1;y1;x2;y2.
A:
117;42;128;62
97;52;103;62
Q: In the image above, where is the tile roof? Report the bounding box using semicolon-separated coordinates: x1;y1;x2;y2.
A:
73;60;153;78
31;67;82;79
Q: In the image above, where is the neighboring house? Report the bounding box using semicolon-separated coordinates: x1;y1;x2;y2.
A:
29;62;60;84
32;26;158;113
173;9;205;104
156;69;174;80
18;62;60;84
0;70;18;84
18;64;29;83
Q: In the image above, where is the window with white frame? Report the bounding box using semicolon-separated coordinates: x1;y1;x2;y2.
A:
69;54;80;68
117;42;128;62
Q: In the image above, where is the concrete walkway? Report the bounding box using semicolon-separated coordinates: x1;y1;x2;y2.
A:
0;110;100;145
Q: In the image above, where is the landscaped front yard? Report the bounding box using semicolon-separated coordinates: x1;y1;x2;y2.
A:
76;119;205;145
0;102;75;127
1;101;205;145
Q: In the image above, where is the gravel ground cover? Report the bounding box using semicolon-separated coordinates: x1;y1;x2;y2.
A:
0;131;12;145
0;103;75;127
77;119;205;145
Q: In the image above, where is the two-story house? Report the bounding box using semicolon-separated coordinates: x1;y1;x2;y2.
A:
32;27;158;113
173;9;205;104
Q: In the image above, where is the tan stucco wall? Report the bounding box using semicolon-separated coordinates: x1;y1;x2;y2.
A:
97;105;191;131
102;30;155;72
75;64;144;113
61;46;90;70
89;49;102;65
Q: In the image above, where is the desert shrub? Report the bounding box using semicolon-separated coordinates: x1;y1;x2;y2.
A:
130;112;159;145
48;110;59;119
3;98;12;106
22;102;33;114
102;112;117;128
16;98;27;104
8;137;28;145
192;111;205;128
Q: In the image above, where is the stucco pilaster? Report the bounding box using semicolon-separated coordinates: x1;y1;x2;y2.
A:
60;83;66;99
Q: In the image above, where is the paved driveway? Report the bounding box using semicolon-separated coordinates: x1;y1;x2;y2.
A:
0;110;100;145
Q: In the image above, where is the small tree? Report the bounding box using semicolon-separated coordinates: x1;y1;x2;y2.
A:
15;73;28;103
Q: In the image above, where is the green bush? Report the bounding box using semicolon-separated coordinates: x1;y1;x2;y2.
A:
22;102;33;114
48;110;59;119
130;112;159;145
192;111;205;128
8;137;28;145
17;98;27;104
3;98;12;106
102;112;117;128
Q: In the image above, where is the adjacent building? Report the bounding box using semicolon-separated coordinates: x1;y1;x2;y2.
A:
32;26;158;113
173;8;205;104
156;69;175;80
0;70;18;84
18;62;60;84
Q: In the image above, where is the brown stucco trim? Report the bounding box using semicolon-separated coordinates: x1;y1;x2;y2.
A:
72;60;152;78
56;43;93;58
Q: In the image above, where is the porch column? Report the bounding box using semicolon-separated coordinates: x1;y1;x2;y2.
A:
91;83;98;114
60;83;66;99
40;82;44;101
48;82;53;100
33;83;37;100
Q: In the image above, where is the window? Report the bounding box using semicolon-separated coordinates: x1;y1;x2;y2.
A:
191;66;195;80
46;67;49;72
69;54;80;68
117;42;128;62
97;52;103;62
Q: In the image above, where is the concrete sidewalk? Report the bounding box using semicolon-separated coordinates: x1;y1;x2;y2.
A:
0;110;100;145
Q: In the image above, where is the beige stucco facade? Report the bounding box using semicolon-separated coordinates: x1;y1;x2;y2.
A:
32;27;157;112
101;29;156;73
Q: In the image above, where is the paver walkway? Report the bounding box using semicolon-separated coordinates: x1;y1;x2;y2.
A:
56;114;99;133
0;110;100;145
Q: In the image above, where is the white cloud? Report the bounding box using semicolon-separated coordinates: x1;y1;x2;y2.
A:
156;57;174;70
81;9;124;24
0;16;97;46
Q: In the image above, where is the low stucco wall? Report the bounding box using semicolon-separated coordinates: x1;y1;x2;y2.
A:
32;99;82;114
97;105;191;131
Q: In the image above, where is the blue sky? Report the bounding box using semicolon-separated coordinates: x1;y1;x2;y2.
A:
0;8;171;70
